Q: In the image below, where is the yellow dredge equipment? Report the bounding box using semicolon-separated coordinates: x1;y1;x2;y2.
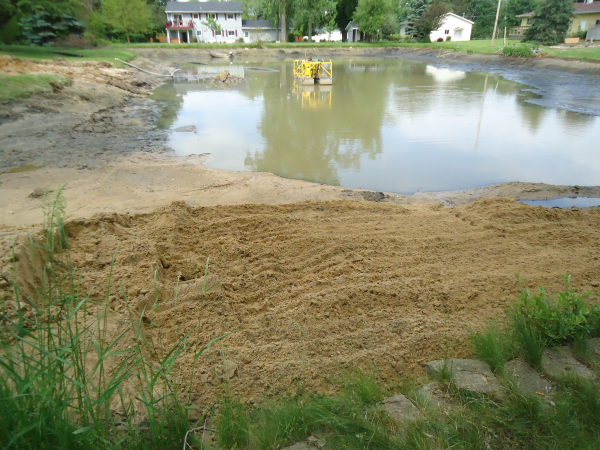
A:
293;59;333;86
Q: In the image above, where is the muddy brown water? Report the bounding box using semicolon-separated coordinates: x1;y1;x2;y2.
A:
151;60;600;194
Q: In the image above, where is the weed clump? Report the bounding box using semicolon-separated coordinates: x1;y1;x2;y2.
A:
502;44;535;57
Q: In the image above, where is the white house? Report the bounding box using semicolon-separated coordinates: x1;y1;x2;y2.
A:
428;13;473;42
164;1;283;44
347;13;473;43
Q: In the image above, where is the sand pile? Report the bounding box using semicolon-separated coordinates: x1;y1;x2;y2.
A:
6;198;600;404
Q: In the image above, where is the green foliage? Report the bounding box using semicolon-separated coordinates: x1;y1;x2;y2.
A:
569;29;588;40
101;0;154;43
402;0;433;38
217;398;251;449
202;16;223;34
19;10;85;46
295;0;337;41
353;0;395;41
523;0;574;45
0;191;227;449
413;1;450;41
516;277;600;344
335;0;359;41
471;321;513;374
502;43;535;57
504;0;538;29
467;0;497;39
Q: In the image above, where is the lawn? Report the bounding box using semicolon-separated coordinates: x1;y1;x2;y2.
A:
0;45;137;67
0;73;71;101
116;39;600;61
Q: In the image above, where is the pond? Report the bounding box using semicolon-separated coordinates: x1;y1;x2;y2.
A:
151;60;600;194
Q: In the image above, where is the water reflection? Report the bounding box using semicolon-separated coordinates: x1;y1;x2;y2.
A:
151;60;600;193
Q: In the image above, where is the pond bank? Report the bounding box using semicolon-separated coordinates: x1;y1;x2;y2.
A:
1;51;599;233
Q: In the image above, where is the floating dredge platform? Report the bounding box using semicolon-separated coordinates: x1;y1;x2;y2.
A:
293;59;333;86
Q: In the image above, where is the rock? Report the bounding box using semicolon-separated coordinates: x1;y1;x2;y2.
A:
174;125;197;133
426;359;505;398
282;443;311;450
377;394;420;424
588;338;600;357
542;346;595;380
28;188;45;198
504;358;553;398
413;381;449;409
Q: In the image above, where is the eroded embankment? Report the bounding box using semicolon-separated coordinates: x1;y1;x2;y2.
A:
5;198;599;405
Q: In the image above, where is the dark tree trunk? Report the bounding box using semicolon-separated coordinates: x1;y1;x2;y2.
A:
308;20;312;42
281;0;287;42
342;29;348;42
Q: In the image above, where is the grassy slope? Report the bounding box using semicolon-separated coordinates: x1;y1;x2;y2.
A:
116;39;600;61
0;45;137;66
0;74;70;101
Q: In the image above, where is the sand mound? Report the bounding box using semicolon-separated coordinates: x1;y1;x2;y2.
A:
9;198;600;404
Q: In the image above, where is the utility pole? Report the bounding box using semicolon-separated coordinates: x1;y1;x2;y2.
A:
491;0;502;48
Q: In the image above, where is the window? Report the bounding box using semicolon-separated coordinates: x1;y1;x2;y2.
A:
244;31;249;37
597;19;600;25
197;30;201;36
444;30;449;34
228;30;235;36
215;30;221;35
209;13;216;19
227;14;234;19
193;14;198;19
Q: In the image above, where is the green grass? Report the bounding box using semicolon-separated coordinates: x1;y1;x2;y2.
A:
0;45;137;66
0;74;71;101
471;321;513;374
115;39;600;61
0;189;227;449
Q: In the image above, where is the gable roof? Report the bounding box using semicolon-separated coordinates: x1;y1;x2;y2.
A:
165;1;243;13
517;2;600;18
345;21;359;31
443;12;474;24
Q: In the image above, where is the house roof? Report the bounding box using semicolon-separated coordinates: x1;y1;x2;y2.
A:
517;2;600;18
165;1;243;13
345;21;359;30
444;12;474;25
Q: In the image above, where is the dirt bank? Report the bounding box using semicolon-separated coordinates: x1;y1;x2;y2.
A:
4;198;600;405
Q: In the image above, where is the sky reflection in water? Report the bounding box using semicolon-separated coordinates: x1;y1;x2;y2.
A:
152;60;600;194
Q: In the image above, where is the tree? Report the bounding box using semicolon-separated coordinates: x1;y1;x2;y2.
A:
413;1;450;41
19;9;85;45
202;16;222;38
335;0;359;41
523;0;572;44
353;0;394;41
466;0;497;39
294;0;336;42
504;0;538;29
101;0;153;43
402;0;432;38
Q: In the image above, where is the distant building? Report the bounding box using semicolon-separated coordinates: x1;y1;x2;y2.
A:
164;1;284;44
351;13;473;43
514;1;600;39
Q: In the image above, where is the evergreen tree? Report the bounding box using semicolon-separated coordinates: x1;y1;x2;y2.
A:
414;1;450;41
403;0;433;38
101;0;153;43
523;0;573;44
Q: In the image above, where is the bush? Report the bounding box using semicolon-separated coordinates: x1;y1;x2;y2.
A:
20;11;85;46
568;29;587;40
502;44;534;57
437;37;444;42
516;277;600;345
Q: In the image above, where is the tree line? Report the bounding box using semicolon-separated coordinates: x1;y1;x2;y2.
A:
0;0;578;45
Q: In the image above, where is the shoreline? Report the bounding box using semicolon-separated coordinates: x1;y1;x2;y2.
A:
1;49;599;233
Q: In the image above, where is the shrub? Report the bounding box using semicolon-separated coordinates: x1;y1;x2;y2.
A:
19;11;85;46
502;44;534;57
515;277;600;345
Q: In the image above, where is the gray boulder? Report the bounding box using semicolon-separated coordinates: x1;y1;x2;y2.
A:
504;358;553;398
426;359;505;398
541;346;595;380
413;382;449;409
377;394;420;424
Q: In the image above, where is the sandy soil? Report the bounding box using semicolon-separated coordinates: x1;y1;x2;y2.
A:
4;198;600;406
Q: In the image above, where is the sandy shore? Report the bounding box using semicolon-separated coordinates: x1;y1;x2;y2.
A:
1;49;599;236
